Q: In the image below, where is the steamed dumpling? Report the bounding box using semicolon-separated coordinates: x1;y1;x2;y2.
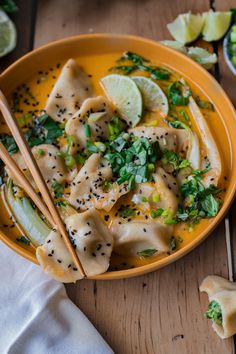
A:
129;126;188;152
7;144;71;190
69;153;128;212
131;167;179;215
36;208;113;282
65;96;114;153
111;220;171;257
200;275;236;339
45;59;93;123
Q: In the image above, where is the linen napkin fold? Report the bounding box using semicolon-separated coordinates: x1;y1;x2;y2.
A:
0;242;113;354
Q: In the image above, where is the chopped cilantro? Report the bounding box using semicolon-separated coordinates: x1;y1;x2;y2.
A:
150;208;164;219
0;133;18;154
162;149;190;172
195;96;215;111
86;140;99;154
105;134;161;190
205;300;222;325
137;248;157;257
108;116;126;140
16;235;30;245
51;180;64;198
0;0;18;12
167;81;191;106
119;51;150;65
84;123;91;138
176;169;221;223
118;206;136;218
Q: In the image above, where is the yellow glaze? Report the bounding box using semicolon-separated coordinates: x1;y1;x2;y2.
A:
0;34;236;280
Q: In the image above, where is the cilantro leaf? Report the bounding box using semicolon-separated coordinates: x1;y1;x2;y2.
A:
205;300;222;325
137;248;157;257
0;133;18;154
167;81;191;106
118;206;136;218
195;96;215;111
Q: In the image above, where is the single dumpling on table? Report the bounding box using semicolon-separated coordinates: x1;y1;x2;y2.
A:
65;96;116;154
45;58;94;123
6;144;74;192
36;208;114;282
200;275;236;338
69;153;129;212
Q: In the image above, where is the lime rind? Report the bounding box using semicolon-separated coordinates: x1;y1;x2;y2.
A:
167;12;204;45
132;76;168;116
0;9;17;57
202;10;231;42
101;74;143;127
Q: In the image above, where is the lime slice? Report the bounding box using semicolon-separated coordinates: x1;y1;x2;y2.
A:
100;74;143;127
187;47;217;69
167;12;204;44
132;76;168;116
202;10;231;42
0;10;16;58
160;40;187;54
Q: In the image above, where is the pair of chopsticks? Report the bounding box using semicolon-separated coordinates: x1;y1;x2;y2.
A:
0;90;85;278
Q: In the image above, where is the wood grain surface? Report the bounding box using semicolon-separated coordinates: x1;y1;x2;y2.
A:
2;0;236;353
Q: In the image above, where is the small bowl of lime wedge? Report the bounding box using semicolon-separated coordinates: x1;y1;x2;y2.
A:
223;24;236;76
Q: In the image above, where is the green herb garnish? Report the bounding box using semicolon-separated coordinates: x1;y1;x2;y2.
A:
167;81;191;106
176;169;221;223
150;208;164;219
16;235;30;245
0;133;18;154
51;180;64;198
118;206;136;218
58;135;76;167
162;149;190;172
84;123;91;138
195;96;215;111
137;248;157;257
0;0;18;12
108;116;126;140
205;300;222;325
105;134;161;190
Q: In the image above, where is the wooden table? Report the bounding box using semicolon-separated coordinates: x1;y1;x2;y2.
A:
1;0;236;353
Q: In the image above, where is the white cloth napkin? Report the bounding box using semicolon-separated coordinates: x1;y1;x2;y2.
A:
0;242;113;354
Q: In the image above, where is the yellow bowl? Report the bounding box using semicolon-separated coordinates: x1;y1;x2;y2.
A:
0;34;236;280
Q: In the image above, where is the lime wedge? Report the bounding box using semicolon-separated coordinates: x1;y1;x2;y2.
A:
0;10;16;57
187;47;217;69
132;76;168;116
160;40;187;54
202;10;231;42
101;74;143;127
167;12;204;44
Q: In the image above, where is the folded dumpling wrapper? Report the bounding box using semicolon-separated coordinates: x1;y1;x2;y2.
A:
7;144;74;190
65;96;114;153
69;153;128;212
36;208;113;283
129;126;188;152
111;220;172;257
45;59;93;123
200;275;236;338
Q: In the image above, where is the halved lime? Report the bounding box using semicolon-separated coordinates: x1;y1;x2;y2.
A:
0;10;16;57
202;10;231;42
167;12;204;44
132;76;168;116
100;74;143;127
187;47;217;69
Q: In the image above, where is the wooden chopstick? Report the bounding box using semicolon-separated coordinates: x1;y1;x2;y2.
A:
0;90;85;278
0;141;55;227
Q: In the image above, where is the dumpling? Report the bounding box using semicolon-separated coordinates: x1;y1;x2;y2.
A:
36;208;113;282
200;275;236;338
111;220;171;257
7;144;71;191
131;167;179;215
129;126;188;152
69;153;128;212
65;96;114;153
45;59;93;123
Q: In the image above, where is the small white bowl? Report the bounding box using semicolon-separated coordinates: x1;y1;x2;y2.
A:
223;28;236;76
